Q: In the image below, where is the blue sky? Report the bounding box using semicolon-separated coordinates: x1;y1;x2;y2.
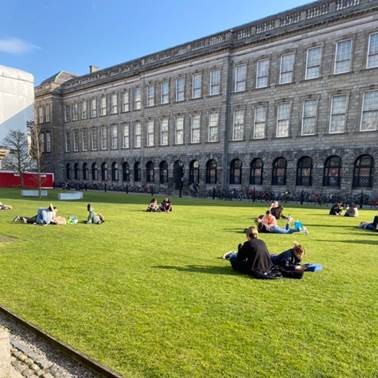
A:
1;0;307;85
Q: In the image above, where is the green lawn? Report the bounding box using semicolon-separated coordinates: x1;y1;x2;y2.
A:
0;188;377;377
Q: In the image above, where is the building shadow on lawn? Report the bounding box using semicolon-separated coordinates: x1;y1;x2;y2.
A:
154;264;238;275
315;239;378;246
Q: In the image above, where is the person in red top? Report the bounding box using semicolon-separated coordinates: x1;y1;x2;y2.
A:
261;210;277;231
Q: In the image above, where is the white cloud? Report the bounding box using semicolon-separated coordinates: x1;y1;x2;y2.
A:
0;37;39;54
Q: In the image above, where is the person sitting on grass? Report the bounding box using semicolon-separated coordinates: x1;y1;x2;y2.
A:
271;242;306;279
0;201;12;210
86;204;104;224
358;215;378;232
344;203;359;217
258;212;308;234
146;198;159;212
223;226;280;279
269;201;287;219
329;202;343;216
159;198;172;212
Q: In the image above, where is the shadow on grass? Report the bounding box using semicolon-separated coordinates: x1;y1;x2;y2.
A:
153;264;238;275
314;239;378;246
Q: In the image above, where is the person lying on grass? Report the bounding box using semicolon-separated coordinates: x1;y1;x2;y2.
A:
358;215;378;232
223;226;281;279
13;204;58;225
146;198;159;212
257;211;308;234
86;204;105;224
0;201;12;210
159;198;172;212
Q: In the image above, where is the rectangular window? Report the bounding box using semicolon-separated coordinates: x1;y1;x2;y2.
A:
232;110;245;141
280;54;295;84
111;125;118;149
234;64;247;92
302;100;318;135
192;73;202;99
160;119;169;146
367;33;378;69
208;112;219;143
147;85;155;107
191;115;201;144
72;103;79;121
134;122;141;148
276;103;290;138
175;77;185;102
306;47;322;79
122;124;130;149
91;128;98;150
134;87;141;110
81;100;87;119
45;105;50;123
64;105;70;122
147;120;155;147
209;69;221;96
100;96;107;116
122;90;130;112
361;90;378;131
45;132;51;153
65;131;70;152
38;106;44;124
335;40;352;74
100;127;107;150
256;59;270;88
329;95;347;134
91;98;97;118
175;116;184;145
254;106;267;139
39;133;45;153
73;130;79;152
111;94;118;114
161;80;169;104
82;129;88;151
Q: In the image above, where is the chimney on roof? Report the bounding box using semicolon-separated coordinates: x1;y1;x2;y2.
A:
89;65;99;74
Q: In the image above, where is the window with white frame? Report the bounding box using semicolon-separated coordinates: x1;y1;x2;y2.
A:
46;132;51;153
82;129;88;151
134;122;141;148
147;120;155;147
335;40;352;74
175;116;184;145
91;98;97;118
192;73;202;99
81;100;87;119
280;53;295;84
306;47;322;79
134;87;141;110
254;105;267;139
91;128;98;150
111;94;118;114
39;133;45;153
100;127;107;150
276;103;290;137
100;96;107;116
329;95;347;133
64;105;70;122
232;110;245;141
38;106;44;124
160;118;169;146
302;100;318;135
122;90;130;112
73;130;79;151
361;90;378;131
234;64;247;92
256;59;270;88
209;69;221;96
73;103;79;121
147;85;155;107
122;124;130;148
45;104;50;122
208;112;219;143
65;131;70;152
191;115;201;144
175;77;185;102
367;33;378;69
111;125;118;149
161;80;169;104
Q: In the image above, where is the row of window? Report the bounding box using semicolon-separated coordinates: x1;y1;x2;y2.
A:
65;154;375;189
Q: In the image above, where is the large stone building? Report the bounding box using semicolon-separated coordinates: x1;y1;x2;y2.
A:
35;0;378;199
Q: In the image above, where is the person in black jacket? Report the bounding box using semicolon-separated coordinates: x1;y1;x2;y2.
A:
223;226;276;279
271;242;305;279
329;202;343;215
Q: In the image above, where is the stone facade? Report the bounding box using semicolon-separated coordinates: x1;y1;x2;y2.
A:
35;0;378;199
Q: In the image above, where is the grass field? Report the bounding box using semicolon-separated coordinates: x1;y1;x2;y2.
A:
0;188;377;377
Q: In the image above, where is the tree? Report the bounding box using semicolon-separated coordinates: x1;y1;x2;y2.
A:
27;120;43;198
3;129;30;188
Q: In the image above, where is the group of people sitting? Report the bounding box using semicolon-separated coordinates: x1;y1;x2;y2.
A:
146;197;173;212
223;226;318;279
0;201;12;210
13;203;104;225
329;202;359;217
255;201;309;235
